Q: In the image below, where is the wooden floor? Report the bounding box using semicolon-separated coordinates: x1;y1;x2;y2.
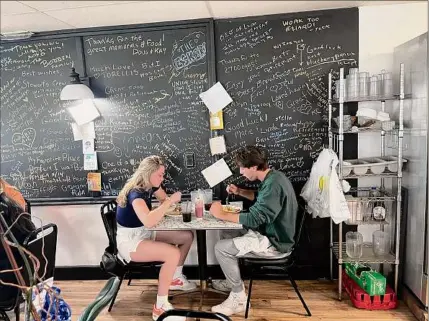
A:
57;279;416;321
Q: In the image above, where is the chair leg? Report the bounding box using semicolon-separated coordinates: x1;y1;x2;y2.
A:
289;275;311;316
127;273;132;286
14;304;19;321
245;277;253;319
0;310;11;321
108;274;125;312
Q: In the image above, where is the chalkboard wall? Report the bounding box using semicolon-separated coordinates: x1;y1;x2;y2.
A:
84;27;213;196
1;21;215;200
215;8;358;191
1;9;358;203
0;37;87;199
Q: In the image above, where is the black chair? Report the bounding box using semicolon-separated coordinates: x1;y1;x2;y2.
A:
240;204;311;319
100;200;162;312
158;309;232;321
0;223;58;321
24;199;31;214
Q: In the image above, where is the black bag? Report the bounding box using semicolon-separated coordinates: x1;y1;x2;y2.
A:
100;246;124;276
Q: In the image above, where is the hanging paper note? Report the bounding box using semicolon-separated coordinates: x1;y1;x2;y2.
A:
209;136;227;156
84;152;98;170
87;173;102;192
199;82;233;114
210;111;224;130
201;158;232;187
67;100;100;125
82;139;95;154
71;122;96;141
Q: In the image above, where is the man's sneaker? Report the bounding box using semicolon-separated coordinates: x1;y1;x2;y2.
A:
211;291;248;316
169;275;197;291
152;302;186;321
211;279;232;292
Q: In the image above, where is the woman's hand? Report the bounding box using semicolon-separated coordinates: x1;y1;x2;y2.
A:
169;191;182;204
226;184;239;195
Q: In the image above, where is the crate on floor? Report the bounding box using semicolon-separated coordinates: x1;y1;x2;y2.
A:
342;270;397;310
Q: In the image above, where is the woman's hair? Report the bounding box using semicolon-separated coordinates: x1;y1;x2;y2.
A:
234;145;268;170
116;155;165;207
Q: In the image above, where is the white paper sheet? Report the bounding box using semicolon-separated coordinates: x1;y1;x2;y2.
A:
209;136;227;156
199;82;233;114
67;100;100;125
84;152;98;170
201;158;232;187
71;121;96;141
83;139;95;154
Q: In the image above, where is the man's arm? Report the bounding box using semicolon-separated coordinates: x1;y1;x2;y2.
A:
236;187;256;201
227;184;256;201
209;202;240;223
238;186;283;228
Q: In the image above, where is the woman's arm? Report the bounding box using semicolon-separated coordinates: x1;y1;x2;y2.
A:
132;198;173;228
153;187;168;203
132;190;181;228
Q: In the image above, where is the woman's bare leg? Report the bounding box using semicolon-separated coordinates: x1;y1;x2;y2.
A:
155;230;194;265
130;239;180;295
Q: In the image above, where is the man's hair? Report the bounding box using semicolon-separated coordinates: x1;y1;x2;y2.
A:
234;145;268;170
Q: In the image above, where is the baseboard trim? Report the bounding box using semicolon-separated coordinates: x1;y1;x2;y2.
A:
55;264;327;281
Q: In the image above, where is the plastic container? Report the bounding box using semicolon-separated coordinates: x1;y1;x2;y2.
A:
373;230;389;256
346;231;363;258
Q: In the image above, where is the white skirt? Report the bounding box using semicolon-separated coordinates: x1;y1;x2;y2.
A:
116;223;156;262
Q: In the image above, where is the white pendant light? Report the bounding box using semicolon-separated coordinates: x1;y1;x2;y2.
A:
60;67;94;101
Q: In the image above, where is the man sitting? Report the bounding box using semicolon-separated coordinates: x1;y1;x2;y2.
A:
209;146;298;316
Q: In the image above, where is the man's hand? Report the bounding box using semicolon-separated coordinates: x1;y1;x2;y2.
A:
209;201;223;219
210;201;240;223
226;184;239;195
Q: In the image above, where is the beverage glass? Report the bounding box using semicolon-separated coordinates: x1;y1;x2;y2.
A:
204;189;213;210
180;202;192;222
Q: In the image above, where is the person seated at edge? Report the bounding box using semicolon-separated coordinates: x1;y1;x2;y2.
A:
0;178;35;306
115;156;196;321
209;146;298;316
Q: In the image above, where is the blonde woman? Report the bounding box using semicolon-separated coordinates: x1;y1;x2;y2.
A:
116;156;195;321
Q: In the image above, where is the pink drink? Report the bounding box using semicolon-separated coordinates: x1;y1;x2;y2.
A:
195;201;204;220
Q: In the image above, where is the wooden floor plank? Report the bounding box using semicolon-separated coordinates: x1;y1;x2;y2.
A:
53;280;416;321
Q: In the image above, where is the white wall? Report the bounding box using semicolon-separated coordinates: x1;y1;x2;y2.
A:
32;204;220;267
358;2;428;241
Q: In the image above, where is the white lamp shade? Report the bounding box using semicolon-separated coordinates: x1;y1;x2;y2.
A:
60;84;94;100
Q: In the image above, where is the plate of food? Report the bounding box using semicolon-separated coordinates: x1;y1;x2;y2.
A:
222;205;241;213
165;204;182;216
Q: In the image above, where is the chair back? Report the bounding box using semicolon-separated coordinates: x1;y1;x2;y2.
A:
24;198;31;214
158;310;232;321
290;198;308;254
23;223;58;284
100;200;118;255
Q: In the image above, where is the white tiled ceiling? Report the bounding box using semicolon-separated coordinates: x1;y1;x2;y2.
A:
0;0;422;33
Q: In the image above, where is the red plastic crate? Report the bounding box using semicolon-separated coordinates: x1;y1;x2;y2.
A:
342;270;398;310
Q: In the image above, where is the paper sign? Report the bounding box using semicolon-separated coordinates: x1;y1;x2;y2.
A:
199;82;233;114
201;158;233;187
84;152;98;170
210;111;224;130
67;100;100;125
83;139;95;154
71;121;95;141
87;173;102;192
209;136;227;155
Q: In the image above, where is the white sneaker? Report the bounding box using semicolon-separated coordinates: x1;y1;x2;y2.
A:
211;291;248;316
169;274;197;291
211;279;232;292
152;301;186;321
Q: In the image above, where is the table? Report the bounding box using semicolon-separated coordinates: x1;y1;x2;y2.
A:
147;211;243;305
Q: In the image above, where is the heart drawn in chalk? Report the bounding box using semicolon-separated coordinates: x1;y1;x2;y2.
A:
12;128;36;148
